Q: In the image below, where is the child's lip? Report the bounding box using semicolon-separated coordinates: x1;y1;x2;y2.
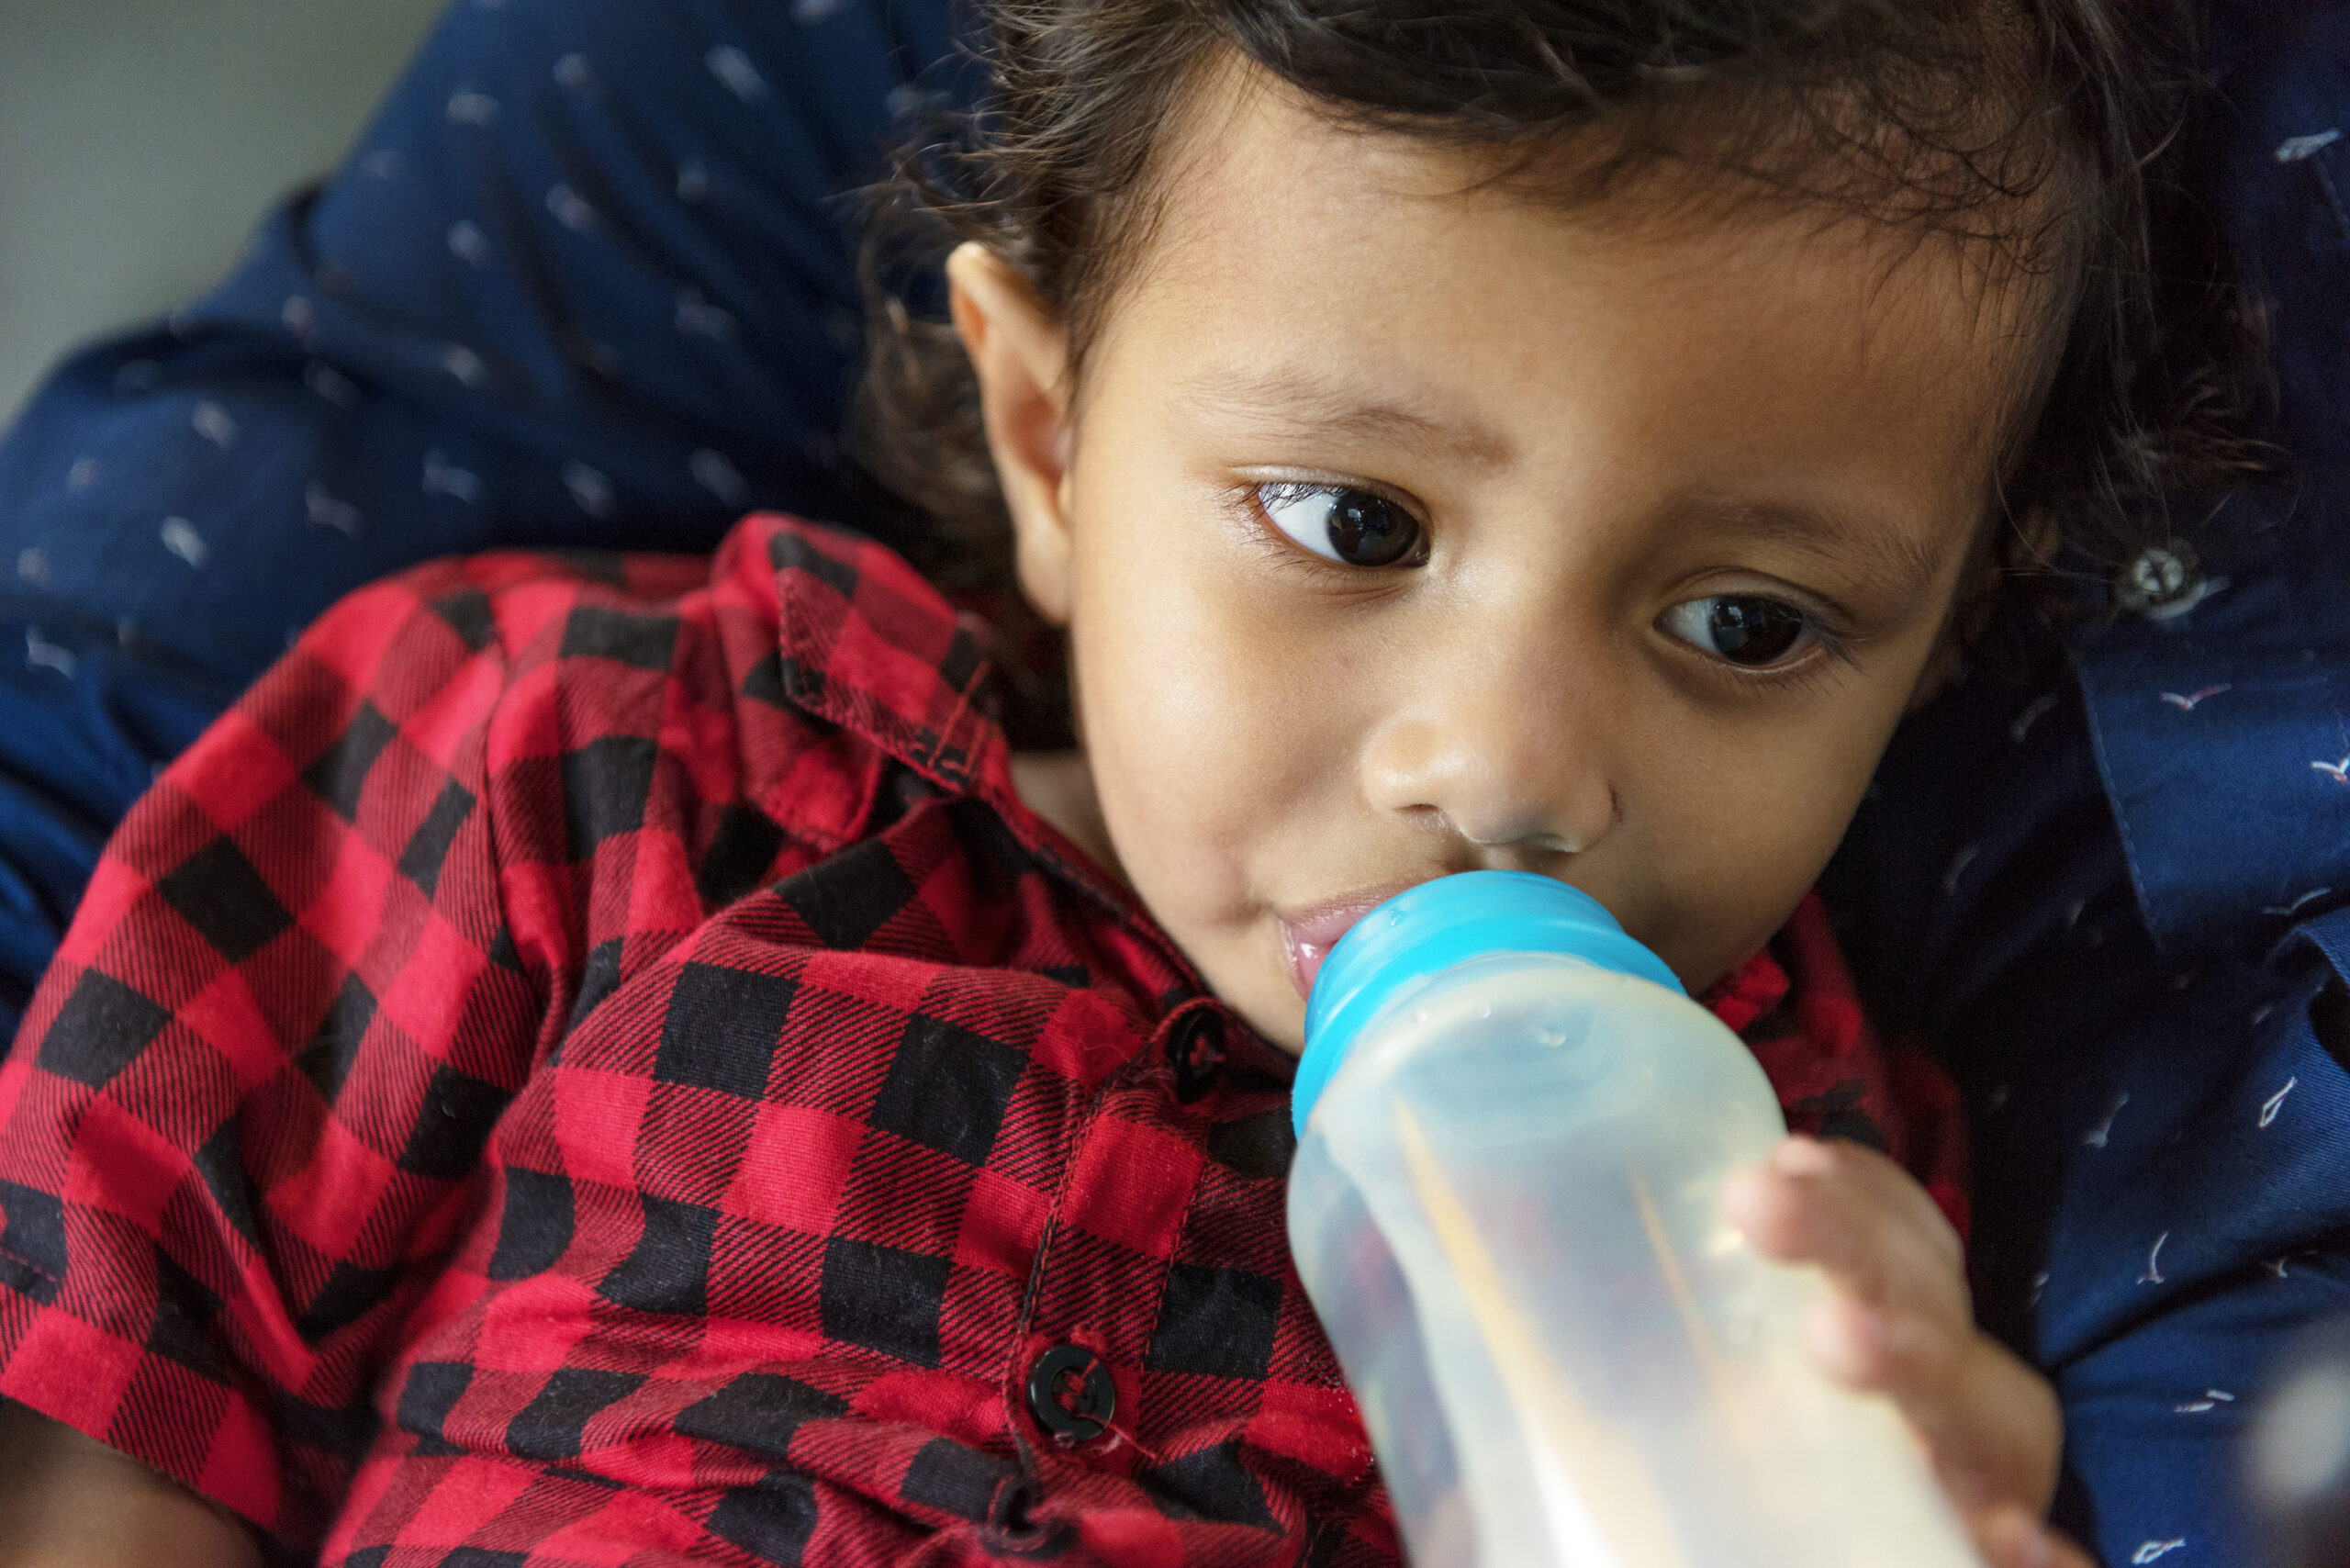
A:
1278;883;1419;1002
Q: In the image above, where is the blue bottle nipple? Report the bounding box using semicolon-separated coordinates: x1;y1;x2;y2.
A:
1291;869;1684;1136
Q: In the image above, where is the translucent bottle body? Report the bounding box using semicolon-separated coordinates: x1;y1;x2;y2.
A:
1288;952;1980;1568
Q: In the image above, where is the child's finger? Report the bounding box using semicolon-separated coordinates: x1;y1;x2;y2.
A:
1721;1136;1965;1324
1805;1292;2062;1513
1975;1504;2098;1568
1722;1137;2062;1516
1774;1135;1963;1273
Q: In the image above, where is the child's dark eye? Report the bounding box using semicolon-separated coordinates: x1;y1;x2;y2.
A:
1257;483;1425;568
1660;595;1817;667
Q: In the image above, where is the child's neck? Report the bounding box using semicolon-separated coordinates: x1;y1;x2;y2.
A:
1011;750;1125;884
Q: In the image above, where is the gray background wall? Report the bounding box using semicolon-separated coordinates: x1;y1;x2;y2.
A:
0;0;447;422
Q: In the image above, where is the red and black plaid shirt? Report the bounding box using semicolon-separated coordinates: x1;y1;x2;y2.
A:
0;516;1964;1565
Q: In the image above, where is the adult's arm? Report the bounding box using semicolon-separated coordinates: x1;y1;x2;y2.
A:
0;0;971;1031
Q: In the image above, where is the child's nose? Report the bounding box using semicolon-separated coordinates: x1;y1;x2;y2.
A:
1358;649;1620;860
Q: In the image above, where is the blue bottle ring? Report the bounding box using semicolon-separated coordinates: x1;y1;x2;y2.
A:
1292;870;1684;1136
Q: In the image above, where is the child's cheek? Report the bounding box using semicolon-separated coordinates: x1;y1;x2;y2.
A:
1074;522;1353;926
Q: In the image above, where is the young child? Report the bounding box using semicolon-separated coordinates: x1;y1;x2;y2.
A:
0;1;2210;1563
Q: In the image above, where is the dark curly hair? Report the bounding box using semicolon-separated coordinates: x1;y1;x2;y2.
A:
854;0;2267;616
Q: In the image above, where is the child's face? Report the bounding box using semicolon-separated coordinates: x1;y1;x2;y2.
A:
954;70;2047;1052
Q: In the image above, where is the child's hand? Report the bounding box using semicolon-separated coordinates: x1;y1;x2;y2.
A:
1721;1136;2090;1568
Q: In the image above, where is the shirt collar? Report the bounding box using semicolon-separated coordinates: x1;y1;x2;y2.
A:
759;518;1013;801
752;516;1198;965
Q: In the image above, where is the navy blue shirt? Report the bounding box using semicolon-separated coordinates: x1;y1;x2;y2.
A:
0;3;2344;1563
1829;10;2350;1563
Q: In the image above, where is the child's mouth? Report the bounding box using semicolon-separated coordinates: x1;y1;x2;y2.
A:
1279;885;1416;1002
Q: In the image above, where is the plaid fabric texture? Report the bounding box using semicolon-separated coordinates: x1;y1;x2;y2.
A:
0;515;1964;1565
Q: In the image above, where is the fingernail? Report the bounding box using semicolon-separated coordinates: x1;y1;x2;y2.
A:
1774;1135;1835;1174
1803;1298;1886;1382
1986;1509;2054;1568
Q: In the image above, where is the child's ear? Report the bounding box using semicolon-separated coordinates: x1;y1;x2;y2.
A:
947;241;1076;627
1909;559;1992;713
1908;504;2054;711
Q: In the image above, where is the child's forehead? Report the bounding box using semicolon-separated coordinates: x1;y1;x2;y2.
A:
1146;59;2060;327
1125;71;2051;406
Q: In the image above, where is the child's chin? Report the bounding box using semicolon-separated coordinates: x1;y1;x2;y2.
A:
1229;979;1309;1056
1180;956;1301;1053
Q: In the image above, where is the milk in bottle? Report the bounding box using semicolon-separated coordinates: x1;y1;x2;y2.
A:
1285;870;1981;1568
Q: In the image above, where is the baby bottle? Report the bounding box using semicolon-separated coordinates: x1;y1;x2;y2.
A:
1285;870;1981;1568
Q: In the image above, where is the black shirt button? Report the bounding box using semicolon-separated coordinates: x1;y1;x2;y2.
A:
1025;1344;1115;1443
1166;1009;1225;1103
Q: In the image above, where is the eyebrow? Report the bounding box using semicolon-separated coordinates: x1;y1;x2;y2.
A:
1172;366;1518;467
1688;495;1956;609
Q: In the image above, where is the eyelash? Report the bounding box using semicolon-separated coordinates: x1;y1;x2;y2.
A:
1659;593;1862;696
1248;481;1428;570
1685;617;1862;697
1237;478;1862;690
1229;482;1415;591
